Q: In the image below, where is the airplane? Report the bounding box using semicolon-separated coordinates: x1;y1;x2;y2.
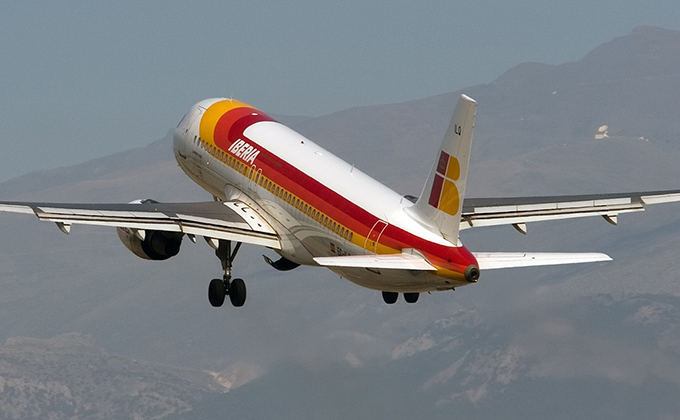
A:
2;94;679;307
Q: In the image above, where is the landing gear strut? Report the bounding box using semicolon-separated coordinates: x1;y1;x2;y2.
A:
208;240;246;308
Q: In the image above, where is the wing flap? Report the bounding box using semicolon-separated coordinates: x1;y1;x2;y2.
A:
473;252;612;270
314;253;437;271
641;192;680;205
0;200;281;249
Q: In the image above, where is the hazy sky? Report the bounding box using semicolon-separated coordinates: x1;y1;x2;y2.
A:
1;1;679;183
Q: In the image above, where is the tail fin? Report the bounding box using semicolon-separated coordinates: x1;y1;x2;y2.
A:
411;94;477;243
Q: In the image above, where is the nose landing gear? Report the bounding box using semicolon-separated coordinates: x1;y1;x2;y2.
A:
208;240;247;308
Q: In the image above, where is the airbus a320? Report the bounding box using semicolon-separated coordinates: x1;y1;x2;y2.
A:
2;95;678;306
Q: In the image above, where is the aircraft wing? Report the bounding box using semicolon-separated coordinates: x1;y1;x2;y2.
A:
0;200;281;249
460;190;680;232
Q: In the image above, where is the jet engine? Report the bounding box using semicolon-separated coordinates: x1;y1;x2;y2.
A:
116;199;184;261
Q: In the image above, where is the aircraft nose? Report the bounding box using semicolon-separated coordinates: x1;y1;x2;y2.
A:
173;103;204;157
172;118;189;157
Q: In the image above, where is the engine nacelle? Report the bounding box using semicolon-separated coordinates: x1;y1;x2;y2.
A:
116;199;183;261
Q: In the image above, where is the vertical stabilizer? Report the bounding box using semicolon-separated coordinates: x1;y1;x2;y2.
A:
412;94;477;243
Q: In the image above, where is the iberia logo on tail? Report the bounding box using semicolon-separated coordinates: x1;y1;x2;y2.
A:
427;151;461;216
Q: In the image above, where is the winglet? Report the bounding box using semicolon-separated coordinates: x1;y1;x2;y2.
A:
410;94;477;243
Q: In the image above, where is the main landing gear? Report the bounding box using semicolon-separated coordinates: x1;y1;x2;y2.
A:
208;240;247;308
382;291;420;304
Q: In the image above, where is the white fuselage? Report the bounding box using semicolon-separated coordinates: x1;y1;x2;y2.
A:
172;98;472;293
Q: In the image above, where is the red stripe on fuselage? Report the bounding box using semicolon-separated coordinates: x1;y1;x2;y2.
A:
214;107;274;152
210;109;477;277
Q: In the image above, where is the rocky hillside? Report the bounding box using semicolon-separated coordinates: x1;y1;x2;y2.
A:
170;294;680;420
0;334;224;420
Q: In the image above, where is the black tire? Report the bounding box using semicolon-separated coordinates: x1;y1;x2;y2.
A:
229;278;247;307
404;292;419;303
382;291;398;304
208;279;226;307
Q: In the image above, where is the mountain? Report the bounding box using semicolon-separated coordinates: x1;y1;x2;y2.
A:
178;294;680;420
0;334;224;420
0;26;679;419
287;25;680;196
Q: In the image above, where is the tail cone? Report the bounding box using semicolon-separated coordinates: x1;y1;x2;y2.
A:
465;265;480;283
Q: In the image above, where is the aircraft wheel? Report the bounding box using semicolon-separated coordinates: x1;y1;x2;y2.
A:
208;278;226;307
404;292;419;303
229;278;247;307
382;291;398;304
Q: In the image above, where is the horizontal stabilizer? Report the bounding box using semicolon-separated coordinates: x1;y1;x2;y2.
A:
314;254;436;271
473;252;612;270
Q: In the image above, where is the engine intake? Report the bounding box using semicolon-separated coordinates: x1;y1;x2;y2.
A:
116;199;184;261
117;227;183;261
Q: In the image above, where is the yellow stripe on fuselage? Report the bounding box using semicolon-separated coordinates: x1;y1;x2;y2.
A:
199;99;251;144
196;99;407;261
